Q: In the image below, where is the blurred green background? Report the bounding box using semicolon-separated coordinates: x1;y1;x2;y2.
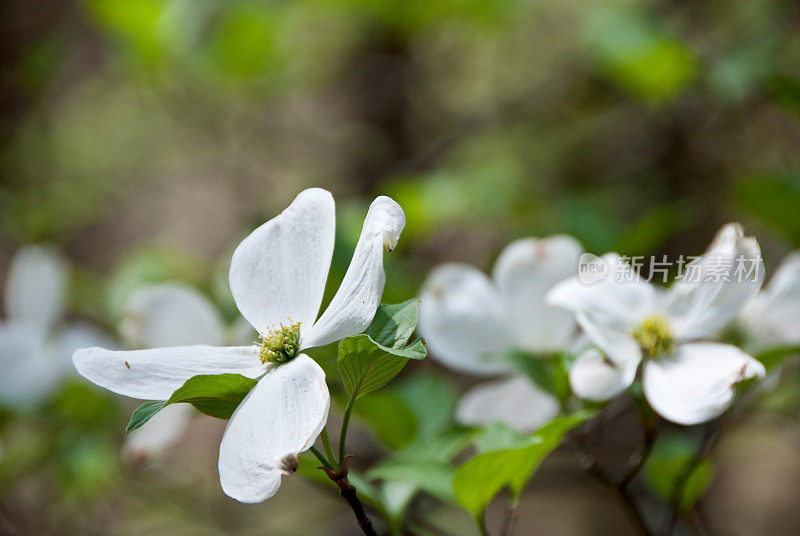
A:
1;0;799;535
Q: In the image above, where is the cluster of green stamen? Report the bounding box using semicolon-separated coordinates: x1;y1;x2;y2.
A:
258;321;301;364
632;316;675;358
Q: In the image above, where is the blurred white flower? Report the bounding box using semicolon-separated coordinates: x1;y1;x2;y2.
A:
121;283;226;462
418;236;583;432
736;251;800;352
547;223;766;425
74;188;405;503
0;245;110;406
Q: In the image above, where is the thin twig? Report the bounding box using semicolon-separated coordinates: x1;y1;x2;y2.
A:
320;456;378;536
320;427;336;464
499;499;519;536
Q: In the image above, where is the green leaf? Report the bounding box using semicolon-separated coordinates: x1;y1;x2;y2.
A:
474;422;531;454
338;334;426;400
679;461;714;511
337;299;427;400
755;345;800;370
369;460;458;504
125;373;257;432
126;400;167;432
453;412;593;520
644;433;715;511
364;299;420;348
389;428;475;465
396;372;459;439
166;373;258;418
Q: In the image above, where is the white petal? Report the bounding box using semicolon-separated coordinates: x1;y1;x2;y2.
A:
72;345;264;400
120;283;225;348
218;354;330;503
739;251;800;348
229;188;335;335
492;235;582;353
301;196;405;349
456;376;561;432
4;245;67;333
123;404;193;461
666;223;763;339
547;253;654;367
569;348;637;402
643;342;765;425
0;322;55;405
418;264;513;376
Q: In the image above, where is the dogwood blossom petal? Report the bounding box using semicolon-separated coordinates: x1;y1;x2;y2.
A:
456;376;560;432
739;251;800;349
229;188;335;335
643;342;765;425
120;283;225;348
0;322;54;405
547;254;655;366
4;245;66;333
124;404;193;461
492;235;582;353
73;345;264;400
418;264;513;375
302;196;405;349
569;348;638;402
665;224;763;339
218;354;329;503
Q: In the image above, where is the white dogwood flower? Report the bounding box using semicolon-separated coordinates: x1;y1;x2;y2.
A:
74;188;405;503
735;251;800;352
0;245;110;406
121;283;226;462
547;223;766;425
418;236;583;432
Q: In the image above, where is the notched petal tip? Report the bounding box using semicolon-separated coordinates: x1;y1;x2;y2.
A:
278;453;299;476
367;195;405;252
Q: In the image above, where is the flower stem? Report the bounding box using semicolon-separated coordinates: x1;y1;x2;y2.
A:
499;497;520;536
321;427;336;464
338;394;356;462
309;446;334;471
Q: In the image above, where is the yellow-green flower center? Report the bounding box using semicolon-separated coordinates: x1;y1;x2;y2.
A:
258;321;301;364
632;316;675;358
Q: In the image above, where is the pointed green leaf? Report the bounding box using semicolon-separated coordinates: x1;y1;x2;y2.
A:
126;400;167;432
166;373;258;418
453;412;594;520
644;432;715;511
369;460;458;504
364;299;420;348
338;334;426;400
124;373;258;432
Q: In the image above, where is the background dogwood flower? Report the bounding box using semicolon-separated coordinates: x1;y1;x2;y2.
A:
0;245;110;406
547;223;766;425
418;235;582;432
735;251;800;352
74;188;405;503
120;283;226;462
